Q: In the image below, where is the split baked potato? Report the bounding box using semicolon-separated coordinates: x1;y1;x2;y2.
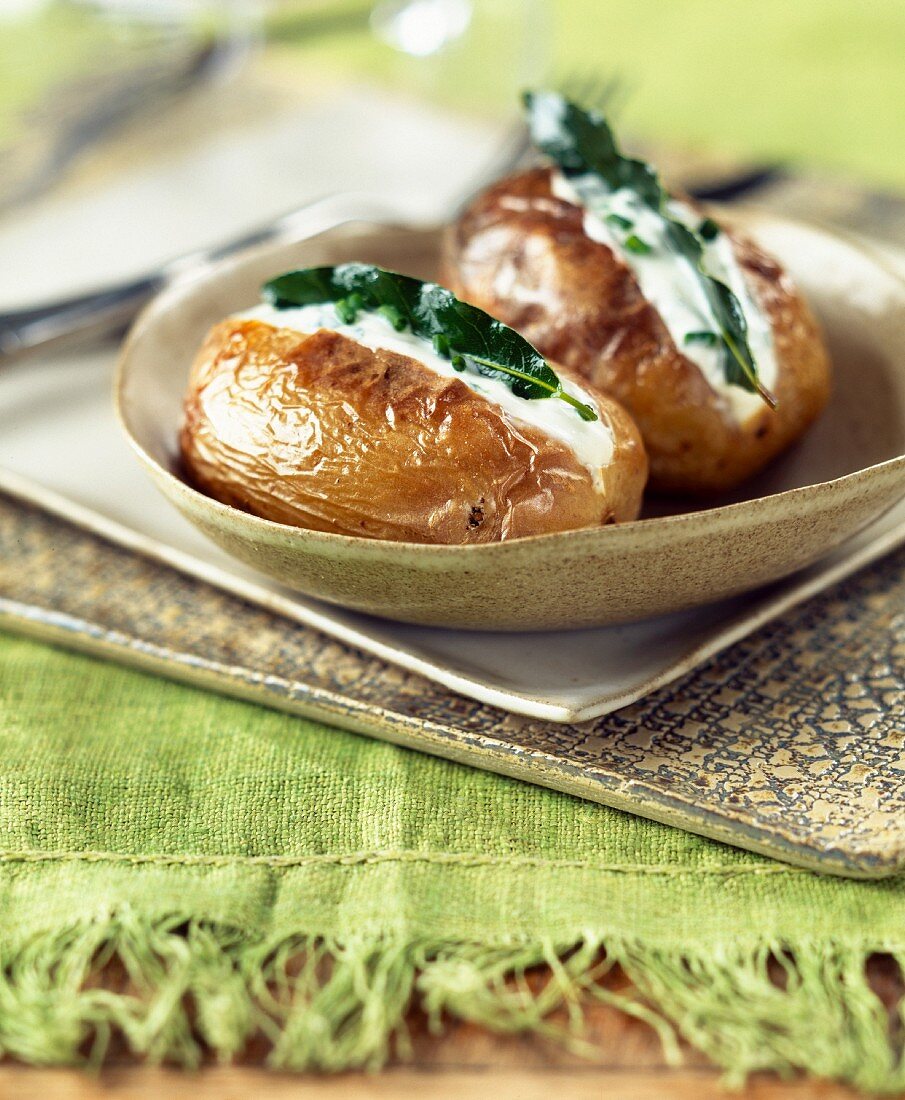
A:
180;317;648;544
445;166;832;494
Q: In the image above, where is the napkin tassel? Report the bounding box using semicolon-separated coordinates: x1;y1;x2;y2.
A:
0;911;902;1092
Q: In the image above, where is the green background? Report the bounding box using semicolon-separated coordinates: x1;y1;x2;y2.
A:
555;0;904;188
0;0;903;188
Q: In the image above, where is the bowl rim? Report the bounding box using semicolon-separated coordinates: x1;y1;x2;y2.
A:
114;204;905;558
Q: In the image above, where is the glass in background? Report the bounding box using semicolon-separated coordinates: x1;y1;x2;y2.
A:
0;0;551;215
267;0;551;117
0;1;550;310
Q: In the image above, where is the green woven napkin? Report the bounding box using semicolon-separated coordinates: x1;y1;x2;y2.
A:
1;558;904;1092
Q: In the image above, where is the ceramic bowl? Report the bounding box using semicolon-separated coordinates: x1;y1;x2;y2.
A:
116;208;905;631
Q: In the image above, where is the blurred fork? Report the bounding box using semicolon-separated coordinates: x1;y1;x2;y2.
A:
0;193;410;363
0;72;782;363
455;70;626;208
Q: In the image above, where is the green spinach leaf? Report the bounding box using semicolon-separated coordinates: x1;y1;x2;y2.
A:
524;90;775;407
262;264;598;421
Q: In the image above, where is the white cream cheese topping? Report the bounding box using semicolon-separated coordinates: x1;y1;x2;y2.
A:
237;301;615;487
550;170;777;422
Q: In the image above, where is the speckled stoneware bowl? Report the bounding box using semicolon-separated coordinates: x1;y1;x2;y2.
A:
116;211;905;631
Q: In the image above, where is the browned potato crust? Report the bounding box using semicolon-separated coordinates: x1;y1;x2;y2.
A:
445;167;831;494
180;319;647;544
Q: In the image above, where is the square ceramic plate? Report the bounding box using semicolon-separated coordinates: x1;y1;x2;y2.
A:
1;205;903;721
2;480;903;878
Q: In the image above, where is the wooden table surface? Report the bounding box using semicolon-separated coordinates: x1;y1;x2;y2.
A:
0;988;878;1098
5;950;902;1098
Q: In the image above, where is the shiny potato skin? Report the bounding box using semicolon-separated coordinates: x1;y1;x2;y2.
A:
444;167;832;494
180;319;647;544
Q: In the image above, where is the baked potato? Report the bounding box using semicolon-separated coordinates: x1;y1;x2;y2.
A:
180;315;647;544
445;165;831;495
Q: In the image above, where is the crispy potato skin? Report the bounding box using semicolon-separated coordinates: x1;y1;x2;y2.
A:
444;167;832;494
180;320;647;544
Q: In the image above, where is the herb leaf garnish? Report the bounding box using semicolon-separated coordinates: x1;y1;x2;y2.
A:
524;90;776;408
262;264;598;421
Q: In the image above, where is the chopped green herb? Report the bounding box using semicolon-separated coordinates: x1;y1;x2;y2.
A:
624;234;652;255
698;217;720;241
334;295;361;324
605;212;633;231
685;330;719;346
378;304;407;332
262;263;598;422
